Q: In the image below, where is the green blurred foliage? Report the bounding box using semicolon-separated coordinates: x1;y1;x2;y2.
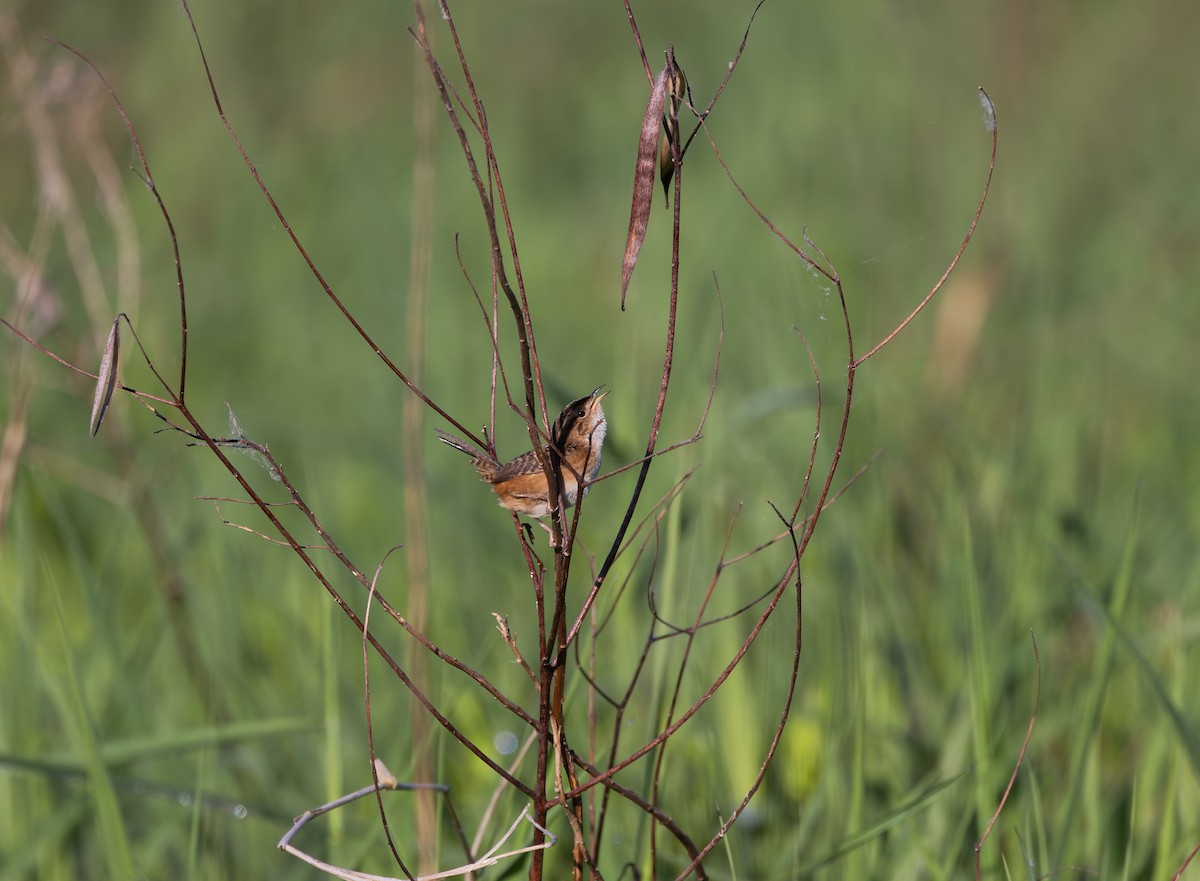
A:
3;0;1200;878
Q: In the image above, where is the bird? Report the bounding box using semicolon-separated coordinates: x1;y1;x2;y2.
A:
436;387;609;528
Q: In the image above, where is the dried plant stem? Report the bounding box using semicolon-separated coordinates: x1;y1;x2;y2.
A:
0;4;1003;877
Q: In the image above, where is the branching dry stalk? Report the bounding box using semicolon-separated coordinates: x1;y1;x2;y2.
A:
1;2;997;879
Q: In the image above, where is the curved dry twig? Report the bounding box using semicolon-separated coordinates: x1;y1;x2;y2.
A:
172;1;474;441
48;39;191;404
679;0;768;159
856;87;998;367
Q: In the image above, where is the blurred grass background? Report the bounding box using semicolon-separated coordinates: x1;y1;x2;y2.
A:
2;0;1199;878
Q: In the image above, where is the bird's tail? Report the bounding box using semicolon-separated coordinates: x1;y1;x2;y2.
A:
435;428;482;457
435;429;499;479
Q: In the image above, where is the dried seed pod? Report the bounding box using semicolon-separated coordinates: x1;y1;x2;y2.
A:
620;59;669;310
88;316;121;438
659;49;688;204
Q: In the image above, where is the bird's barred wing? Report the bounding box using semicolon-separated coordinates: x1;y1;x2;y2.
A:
492;447;552;483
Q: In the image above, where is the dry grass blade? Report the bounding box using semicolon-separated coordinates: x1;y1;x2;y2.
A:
280;792;554;881
88;315;120;437
620;59;668;310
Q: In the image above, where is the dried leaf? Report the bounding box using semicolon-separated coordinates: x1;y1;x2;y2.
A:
88;316;120;438
620;60;668;311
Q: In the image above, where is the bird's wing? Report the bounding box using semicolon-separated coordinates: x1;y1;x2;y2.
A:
492;447;551;483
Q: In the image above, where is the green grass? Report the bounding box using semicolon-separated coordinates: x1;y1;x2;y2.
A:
3;0;1200;878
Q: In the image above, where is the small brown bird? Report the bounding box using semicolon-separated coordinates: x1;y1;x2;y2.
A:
436;388;609;524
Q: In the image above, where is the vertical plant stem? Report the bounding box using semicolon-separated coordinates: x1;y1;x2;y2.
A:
405;12;438;873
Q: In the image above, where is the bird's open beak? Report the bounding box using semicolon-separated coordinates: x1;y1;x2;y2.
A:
591;385;608;402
